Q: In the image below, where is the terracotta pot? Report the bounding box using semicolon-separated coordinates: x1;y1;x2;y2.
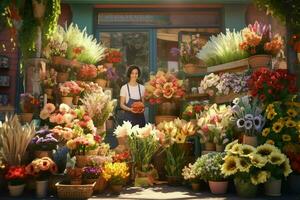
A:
95;78;107;89
204;142;216;151
72;95;79;105
94;176;107;193
19;113;33;123
8;184;25;197
36;180;48;198
289;174;300;193
110;184;123;194
34;150;53;159
157;102;178;115
191;183;200;191
234;177;257;198
248;54;272;70
216;144;224;152
75;155;91;168
70;179;82;185
45;88;53;97
242;135;257;147
167;176;182;186
264;178;281;196
32;0;46;20
57;72;69;83
61;96;73;106
208;181;228;194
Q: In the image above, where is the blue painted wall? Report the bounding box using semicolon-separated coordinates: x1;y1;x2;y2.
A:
69;4;94;34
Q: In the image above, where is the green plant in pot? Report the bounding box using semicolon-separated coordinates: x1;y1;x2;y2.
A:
165;143;186;186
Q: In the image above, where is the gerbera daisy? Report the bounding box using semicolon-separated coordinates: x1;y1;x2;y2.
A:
224;140;238;152
266;140;275;145
281;158;292;177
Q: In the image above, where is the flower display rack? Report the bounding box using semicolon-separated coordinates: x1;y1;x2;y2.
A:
207;58;249;74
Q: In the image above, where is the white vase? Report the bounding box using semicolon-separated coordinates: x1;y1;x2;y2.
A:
36;180;48;198
8;184;25;197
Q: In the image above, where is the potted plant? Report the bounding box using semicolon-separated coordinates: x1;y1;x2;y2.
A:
82;166;101;185
232;95;265;146
30;129;58;158
104;48;122;68
165;143;186;186
182;163;201;191
255;144;292;196
19;93;40;123
247;68;297;105
239;21;284;69
26;157;58;198
59;81;82;106
95;65;108;88
42;68;57;97
195;152;228;194
77;64;97;82
182;101;208;125
66;167;83;185
102;162;129;194
221;141;269;198
5;166;27;197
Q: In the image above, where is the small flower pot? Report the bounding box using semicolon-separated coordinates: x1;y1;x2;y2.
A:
208;181;228;194
73;95;79;105
242;135;257;147
204;142;216;151
264;178;281;196
183;63;207;74
94;176;107;193
95;78;107;89
191;183;200;191
248;54;272;70
61;96;73;106
8;184;25;197
216;144;224;152
36;180;48;198
75;155;91;168
110;184;123;194
57;72;69;83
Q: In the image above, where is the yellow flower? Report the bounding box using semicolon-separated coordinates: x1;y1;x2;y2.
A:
262;128;270;137
237;158;251;172
268;152;285;165
282;159;292;177
239;145;255;157
272;122;284;133
250;153;268;168
282;134;292;142
66;140;76;150
266;104;274;113
175;134;186;143
224;140;238;152
251;171;270;185
266;140;275;145
287;109;298;118
221;155;239;176
229;143;242;155
267;110;277;120
285;119;297;128
256;144;278;157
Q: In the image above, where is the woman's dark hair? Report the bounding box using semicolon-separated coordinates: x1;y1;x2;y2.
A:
126;65;141;79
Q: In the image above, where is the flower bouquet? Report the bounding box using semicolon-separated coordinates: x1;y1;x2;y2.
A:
260;100;300;149
182;163;201;186
59;81;82;97
248;67;297;104
180;34;202;65
5;166;26;197
232;95;265;146
76;81;103;94
26;157;57;181
239;21;284;56
105;48;122;64
31;129;58;152
182;101;208;122
144;71;185;105
43;69;57;94
82;166;101;184
77;64;97;81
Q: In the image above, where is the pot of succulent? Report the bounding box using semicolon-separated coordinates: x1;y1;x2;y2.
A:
5;166;27;197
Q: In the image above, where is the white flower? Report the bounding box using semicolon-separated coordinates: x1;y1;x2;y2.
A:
59;103;70;113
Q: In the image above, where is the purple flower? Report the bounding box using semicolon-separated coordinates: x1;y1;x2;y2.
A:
170;47;180;56
37;129;50;136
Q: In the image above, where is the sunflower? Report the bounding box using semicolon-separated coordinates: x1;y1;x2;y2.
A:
221;155;239;176
281;159;292;177
262;128;270;137
224;140;238;152
266;140;275;145
268;152;285;165
256;144;277;157
175;134;186;143
251;171;270;185
239;145;255;157
282;134;292;142
272;122;284;133
229;143;242;155
285;119;297;128
237;158;251;172
250;153;268;168
287;109;298;118
267;110;277;120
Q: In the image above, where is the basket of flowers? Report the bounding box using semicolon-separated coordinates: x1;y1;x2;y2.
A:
55;181;95;199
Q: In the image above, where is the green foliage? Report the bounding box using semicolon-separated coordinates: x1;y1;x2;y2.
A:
254;0;300;31
164;143;186;177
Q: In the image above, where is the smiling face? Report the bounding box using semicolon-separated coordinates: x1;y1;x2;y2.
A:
130;69;139;82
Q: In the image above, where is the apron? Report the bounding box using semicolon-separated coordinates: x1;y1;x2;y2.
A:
124;84;146;127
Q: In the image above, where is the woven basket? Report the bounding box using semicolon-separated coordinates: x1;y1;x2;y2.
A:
56;182;95;199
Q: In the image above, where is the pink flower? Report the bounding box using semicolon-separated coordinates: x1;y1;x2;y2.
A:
44;103;55;113
55;114;64;124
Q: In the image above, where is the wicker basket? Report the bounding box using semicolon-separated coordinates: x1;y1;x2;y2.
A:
56;182;95;199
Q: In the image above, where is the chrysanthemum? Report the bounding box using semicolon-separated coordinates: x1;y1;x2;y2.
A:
237;158;251;172
250;153;267;168
221;155;239;176
268;151;285;165
250;171;270;185
224;140;238;152
256;144;278;157
262;128;270;137
287;109;298;118
272;122;284;133
285;119;297;128
282;134;292;142
239;145;255;157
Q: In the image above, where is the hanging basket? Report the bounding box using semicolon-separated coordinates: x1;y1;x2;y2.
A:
248;55;272;70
